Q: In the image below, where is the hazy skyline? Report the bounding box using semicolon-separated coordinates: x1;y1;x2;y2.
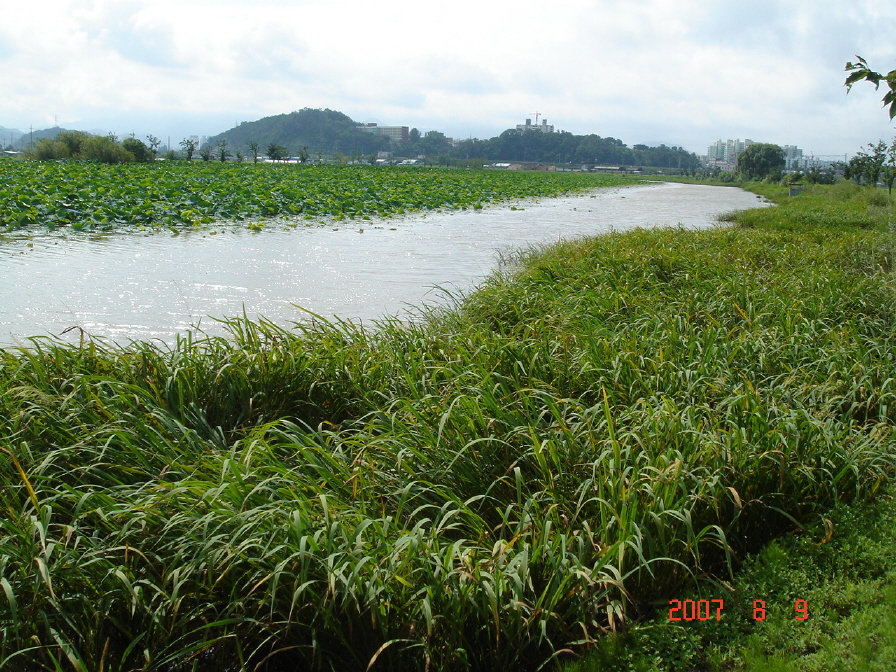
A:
2;0;895;157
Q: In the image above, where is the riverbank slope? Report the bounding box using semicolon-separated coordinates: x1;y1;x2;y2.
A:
1;180;894;671
561;180;896;671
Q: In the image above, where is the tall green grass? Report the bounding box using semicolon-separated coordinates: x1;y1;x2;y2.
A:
559;483;896;672
1;182;894;670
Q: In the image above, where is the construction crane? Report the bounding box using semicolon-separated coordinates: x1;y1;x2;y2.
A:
530;111;541;126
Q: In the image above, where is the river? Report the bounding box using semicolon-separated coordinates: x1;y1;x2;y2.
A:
0;181;767;346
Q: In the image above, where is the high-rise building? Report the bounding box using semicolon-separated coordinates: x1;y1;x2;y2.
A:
783;145;804;170
706;138;754;168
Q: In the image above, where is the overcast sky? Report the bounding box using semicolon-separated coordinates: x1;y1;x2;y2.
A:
2;0;895;157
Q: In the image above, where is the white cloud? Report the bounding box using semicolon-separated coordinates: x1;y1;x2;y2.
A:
2;0;895;154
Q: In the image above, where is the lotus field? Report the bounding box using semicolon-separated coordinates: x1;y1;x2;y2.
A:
0;160;630;231
0;169;895;671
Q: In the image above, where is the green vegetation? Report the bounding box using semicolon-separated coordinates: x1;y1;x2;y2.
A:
1;177;894;670
25;130;145;164
11;126;83;152
457;132;701;170
845;56;896;120
120;137;153;163
210;108;391;159
561;484;896;672
846;140;896;195
265;143;288;162
0;162;629;232
735;144;785;181
180;137;197;161
558;180;896;671
580;65;896;665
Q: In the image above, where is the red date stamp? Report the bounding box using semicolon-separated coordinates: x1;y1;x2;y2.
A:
668;599;809;621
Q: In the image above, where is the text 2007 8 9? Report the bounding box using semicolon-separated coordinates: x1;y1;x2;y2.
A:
668;599;810;621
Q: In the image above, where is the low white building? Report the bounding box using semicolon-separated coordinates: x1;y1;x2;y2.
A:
516;118;554;133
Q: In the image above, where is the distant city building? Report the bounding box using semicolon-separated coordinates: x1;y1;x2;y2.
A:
791;155;840;172
705;139;843;172
783;145;803;171
706;138;754;169
784;145;846;172
361;123;410;142
516;117;554;133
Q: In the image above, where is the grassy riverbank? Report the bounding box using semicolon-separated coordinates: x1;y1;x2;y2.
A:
1;180;895;670
562;180;896;671
561;482;896;671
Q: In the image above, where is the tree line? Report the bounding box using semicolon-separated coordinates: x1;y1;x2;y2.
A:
23;131;162;163
20;131;307;165
450;129;702;169
843;140;896;194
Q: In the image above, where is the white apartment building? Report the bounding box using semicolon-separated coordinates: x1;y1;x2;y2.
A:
706;138;754;168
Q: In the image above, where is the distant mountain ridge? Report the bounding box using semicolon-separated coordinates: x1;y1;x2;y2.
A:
10;126;94;150
8;111;702;170
1;125;25;148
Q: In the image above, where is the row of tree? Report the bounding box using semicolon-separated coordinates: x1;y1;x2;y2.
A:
845;139;896;193
450;130;702;169
24;131;163;163
21;130;310;165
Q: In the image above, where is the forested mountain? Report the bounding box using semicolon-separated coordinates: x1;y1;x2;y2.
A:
207;108;389;157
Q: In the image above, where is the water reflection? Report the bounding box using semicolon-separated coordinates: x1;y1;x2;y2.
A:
1;182;767;346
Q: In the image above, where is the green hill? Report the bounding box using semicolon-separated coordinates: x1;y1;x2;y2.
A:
206;108;390;158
